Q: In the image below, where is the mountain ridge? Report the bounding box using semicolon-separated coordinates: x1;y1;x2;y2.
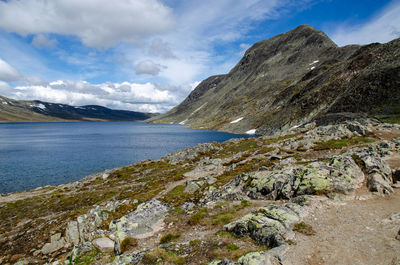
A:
0;95;157;122
149;25;400;135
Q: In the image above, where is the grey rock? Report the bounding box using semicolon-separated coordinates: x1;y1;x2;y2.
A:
223;204;300;247
110;199;171;254
51;233;62;242
181;202;195;211
367;173;394;194
163;143;220;164
41;237;66;255
65;221;80;245
238;251;281;265
184;181;200;194
65;242;93;265
92;237;114;253
14;259;29;265
244;155;364;200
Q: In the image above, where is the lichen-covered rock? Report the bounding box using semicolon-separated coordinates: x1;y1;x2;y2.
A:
184;157;225;179
109;199;171;254
238;251;281;265
73;199;131;243
353;146;394;194
223;204;300;247
244;155;364;200
163;142;220;164
65;242;93;265
201;173;249;204
184;181;201;194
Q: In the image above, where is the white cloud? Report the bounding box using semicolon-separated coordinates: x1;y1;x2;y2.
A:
0;58;22;82
0;0;175;48
330;0;400;46
31;34;58;49
134;60;165;76
6;79;180;113
148;38;176;59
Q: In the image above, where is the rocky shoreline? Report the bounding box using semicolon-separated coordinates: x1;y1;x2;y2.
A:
1;118;400;264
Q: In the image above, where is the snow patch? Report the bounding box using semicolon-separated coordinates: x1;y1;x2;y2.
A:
2;101;8;105
246;129;256;135
290;125;300;130
37;104;46;109
310;66;316;70
179;119;188;125
309;60;319;65
230;117;244;124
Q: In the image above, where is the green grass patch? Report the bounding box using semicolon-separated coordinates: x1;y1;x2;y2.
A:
314;137;375;150
162;185;189;207
293;222;316;236
120;237;138;253
226;243;240;251
188;208;208;225
73;248;103;265
160;233;181;244
142;248;185;264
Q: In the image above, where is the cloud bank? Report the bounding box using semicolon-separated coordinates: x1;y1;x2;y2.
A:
0;0;175;48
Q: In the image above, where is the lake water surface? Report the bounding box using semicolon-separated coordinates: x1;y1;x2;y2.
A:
0;122;248;194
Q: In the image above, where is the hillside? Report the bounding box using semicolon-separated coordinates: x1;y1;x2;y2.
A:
149;25;400;135
1;118;400;264
0;95;156;122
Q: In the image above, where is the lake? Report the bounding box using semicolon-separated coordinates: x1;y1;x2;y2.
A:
0;122;248;194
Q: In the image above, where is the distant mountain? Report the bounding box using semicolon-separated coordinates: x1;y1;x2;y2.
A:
149;25;400;135
0;95;157;122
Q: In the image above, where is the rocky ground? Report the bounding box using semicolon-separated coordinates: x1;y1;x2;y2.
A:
1;118;400;265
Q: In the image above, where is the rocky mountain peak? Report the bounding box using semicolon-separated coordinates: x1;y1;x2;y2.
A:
150;25;400;136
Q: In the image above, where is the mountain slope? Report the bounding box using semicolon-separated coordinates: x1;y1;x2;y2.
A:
150;25;400;135
0;96;156;122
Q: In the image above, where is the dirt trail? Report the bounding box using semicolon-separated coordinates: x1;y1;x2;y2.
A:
283;189;400;265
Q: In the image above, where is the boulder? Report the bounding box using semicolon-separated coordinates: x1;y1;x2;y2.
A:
367;173;393;194
92;237;114;253
41;237;65;255
223;204;300;247
238;251;281;265
244;155;364;200
110;199;171;254
65;221;80;246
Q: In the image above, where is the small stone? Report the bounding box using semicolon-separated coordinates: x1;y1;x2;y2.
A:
184;181;200;194
396;229;400;241
51;233;62;242
92;237;115;253
41;237;66;255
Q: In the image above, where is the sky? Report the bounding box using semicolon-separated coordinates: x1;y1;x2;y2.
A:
0;0;399;113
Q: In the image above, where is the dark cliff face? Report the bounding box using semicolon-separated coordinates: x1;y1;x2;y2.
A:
150;25;400;135
0;96;156;122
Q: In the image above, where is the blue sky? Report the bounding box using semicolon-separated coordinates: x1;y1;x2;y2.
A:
0;0;399;113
